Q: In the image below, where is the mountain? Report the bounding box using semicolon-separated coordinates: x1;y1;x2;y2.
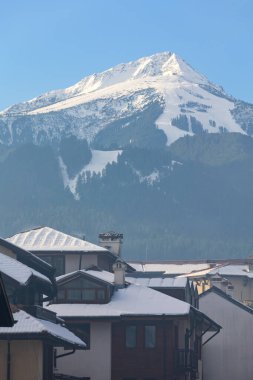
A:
1;52;253;149
1;53;253;260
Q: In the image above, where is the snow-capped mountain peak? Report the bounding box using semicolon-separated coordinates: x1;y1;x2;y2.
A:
0;52;252;147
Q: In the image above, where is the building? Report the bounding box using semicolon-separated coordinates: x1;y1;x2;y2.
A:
0;239;86;380
199;286;253;380
7;227;133;276
0;308;85;380
47;265;220;380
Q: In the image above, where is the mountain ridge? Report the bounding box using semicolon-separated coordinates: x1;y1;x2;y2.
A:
1;52;252;148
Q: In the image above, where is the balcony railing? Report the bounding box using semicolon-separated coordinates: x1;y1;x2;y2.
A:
175;349;198;372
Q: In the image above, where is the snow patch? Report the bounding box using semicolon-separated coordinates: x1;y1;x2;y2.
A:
59;150;122;199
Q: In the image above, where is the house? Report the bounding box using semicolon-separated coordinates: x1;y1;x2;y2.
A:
7;227;133;276
0;241;86;380
0;274;14;327
47;263;220;380
199;286;253;380
207;264;253;306
0;308;85;380
129;258;253;303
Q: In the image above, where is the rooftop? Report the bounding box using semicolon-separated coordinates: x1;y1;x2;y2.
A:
126;276;188;288
7;226;108;253
0;309;85;348
47;284;191;318
0;252;51;286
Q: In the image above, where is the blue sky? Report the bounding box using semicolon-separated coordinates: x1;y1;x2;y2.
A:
0;0;252;109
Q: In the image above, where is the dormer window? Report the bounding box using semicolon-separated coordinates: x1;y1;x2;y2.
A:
56;275;109;303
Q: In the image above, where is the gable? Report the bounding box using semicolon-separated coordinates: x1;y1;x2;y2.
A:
56;272;112;304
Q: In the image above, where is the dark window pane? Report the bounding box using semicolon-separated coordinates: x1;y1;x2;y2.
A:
68;323;90;349
82;289;96;301
145;325;156;348
68;289;82;301
41;255;65;276
125;325;136;348
57;290;65;300
97;289;105;301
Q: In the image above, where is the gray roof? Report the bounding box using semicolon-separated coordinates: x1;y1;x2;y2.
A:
126;276;188;288
209;265;253;278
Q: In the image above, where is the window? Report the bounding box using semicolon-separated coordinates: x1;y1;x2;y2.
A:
82;289;95;301
41;255;65;276
56;277;108;303
145;325;156;348
125;325;137;348
68;323;90;349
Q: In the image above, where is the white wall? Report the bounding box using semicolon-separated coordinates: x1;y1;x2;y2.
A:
200;292;253;380
56;321;111;380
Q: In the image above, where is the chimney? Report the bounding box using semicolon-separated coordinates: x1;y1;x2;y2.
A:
113;258;127;288
99;232;123;256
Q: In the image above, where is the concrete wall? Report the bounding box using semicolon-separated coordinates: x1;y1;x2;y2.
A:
56;321;111;380
0;340;43;380
200;291;253;380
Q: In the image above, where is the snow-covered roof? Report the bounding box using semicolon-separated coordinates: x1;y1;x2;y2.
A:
57;269;115;285
126;276;187;288
128;262;211;275
0;309;85;348
209;264;253;278
178;266;222;278
7;227;108;253
47;284;190;318
0;252;51;285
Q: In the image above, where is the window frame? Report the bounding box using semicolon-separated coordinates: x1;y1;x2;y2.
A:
144;325;156;349
125;325;137;349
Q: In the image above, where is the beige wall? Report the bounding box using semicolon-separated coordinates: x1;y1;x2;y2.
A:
0;340;43;380
56;321;111;380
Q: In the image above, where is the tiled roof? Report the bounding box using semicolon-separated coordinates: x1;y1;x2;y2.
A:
0;309;85;348
0;252;51;285
7;226;107;253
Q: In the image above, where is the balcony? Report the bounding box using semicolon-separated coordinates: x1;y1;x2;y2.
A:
175;349;198;372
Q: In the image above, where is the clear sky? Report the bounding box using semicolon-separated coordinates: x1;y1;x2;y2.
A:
0;0;252;109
